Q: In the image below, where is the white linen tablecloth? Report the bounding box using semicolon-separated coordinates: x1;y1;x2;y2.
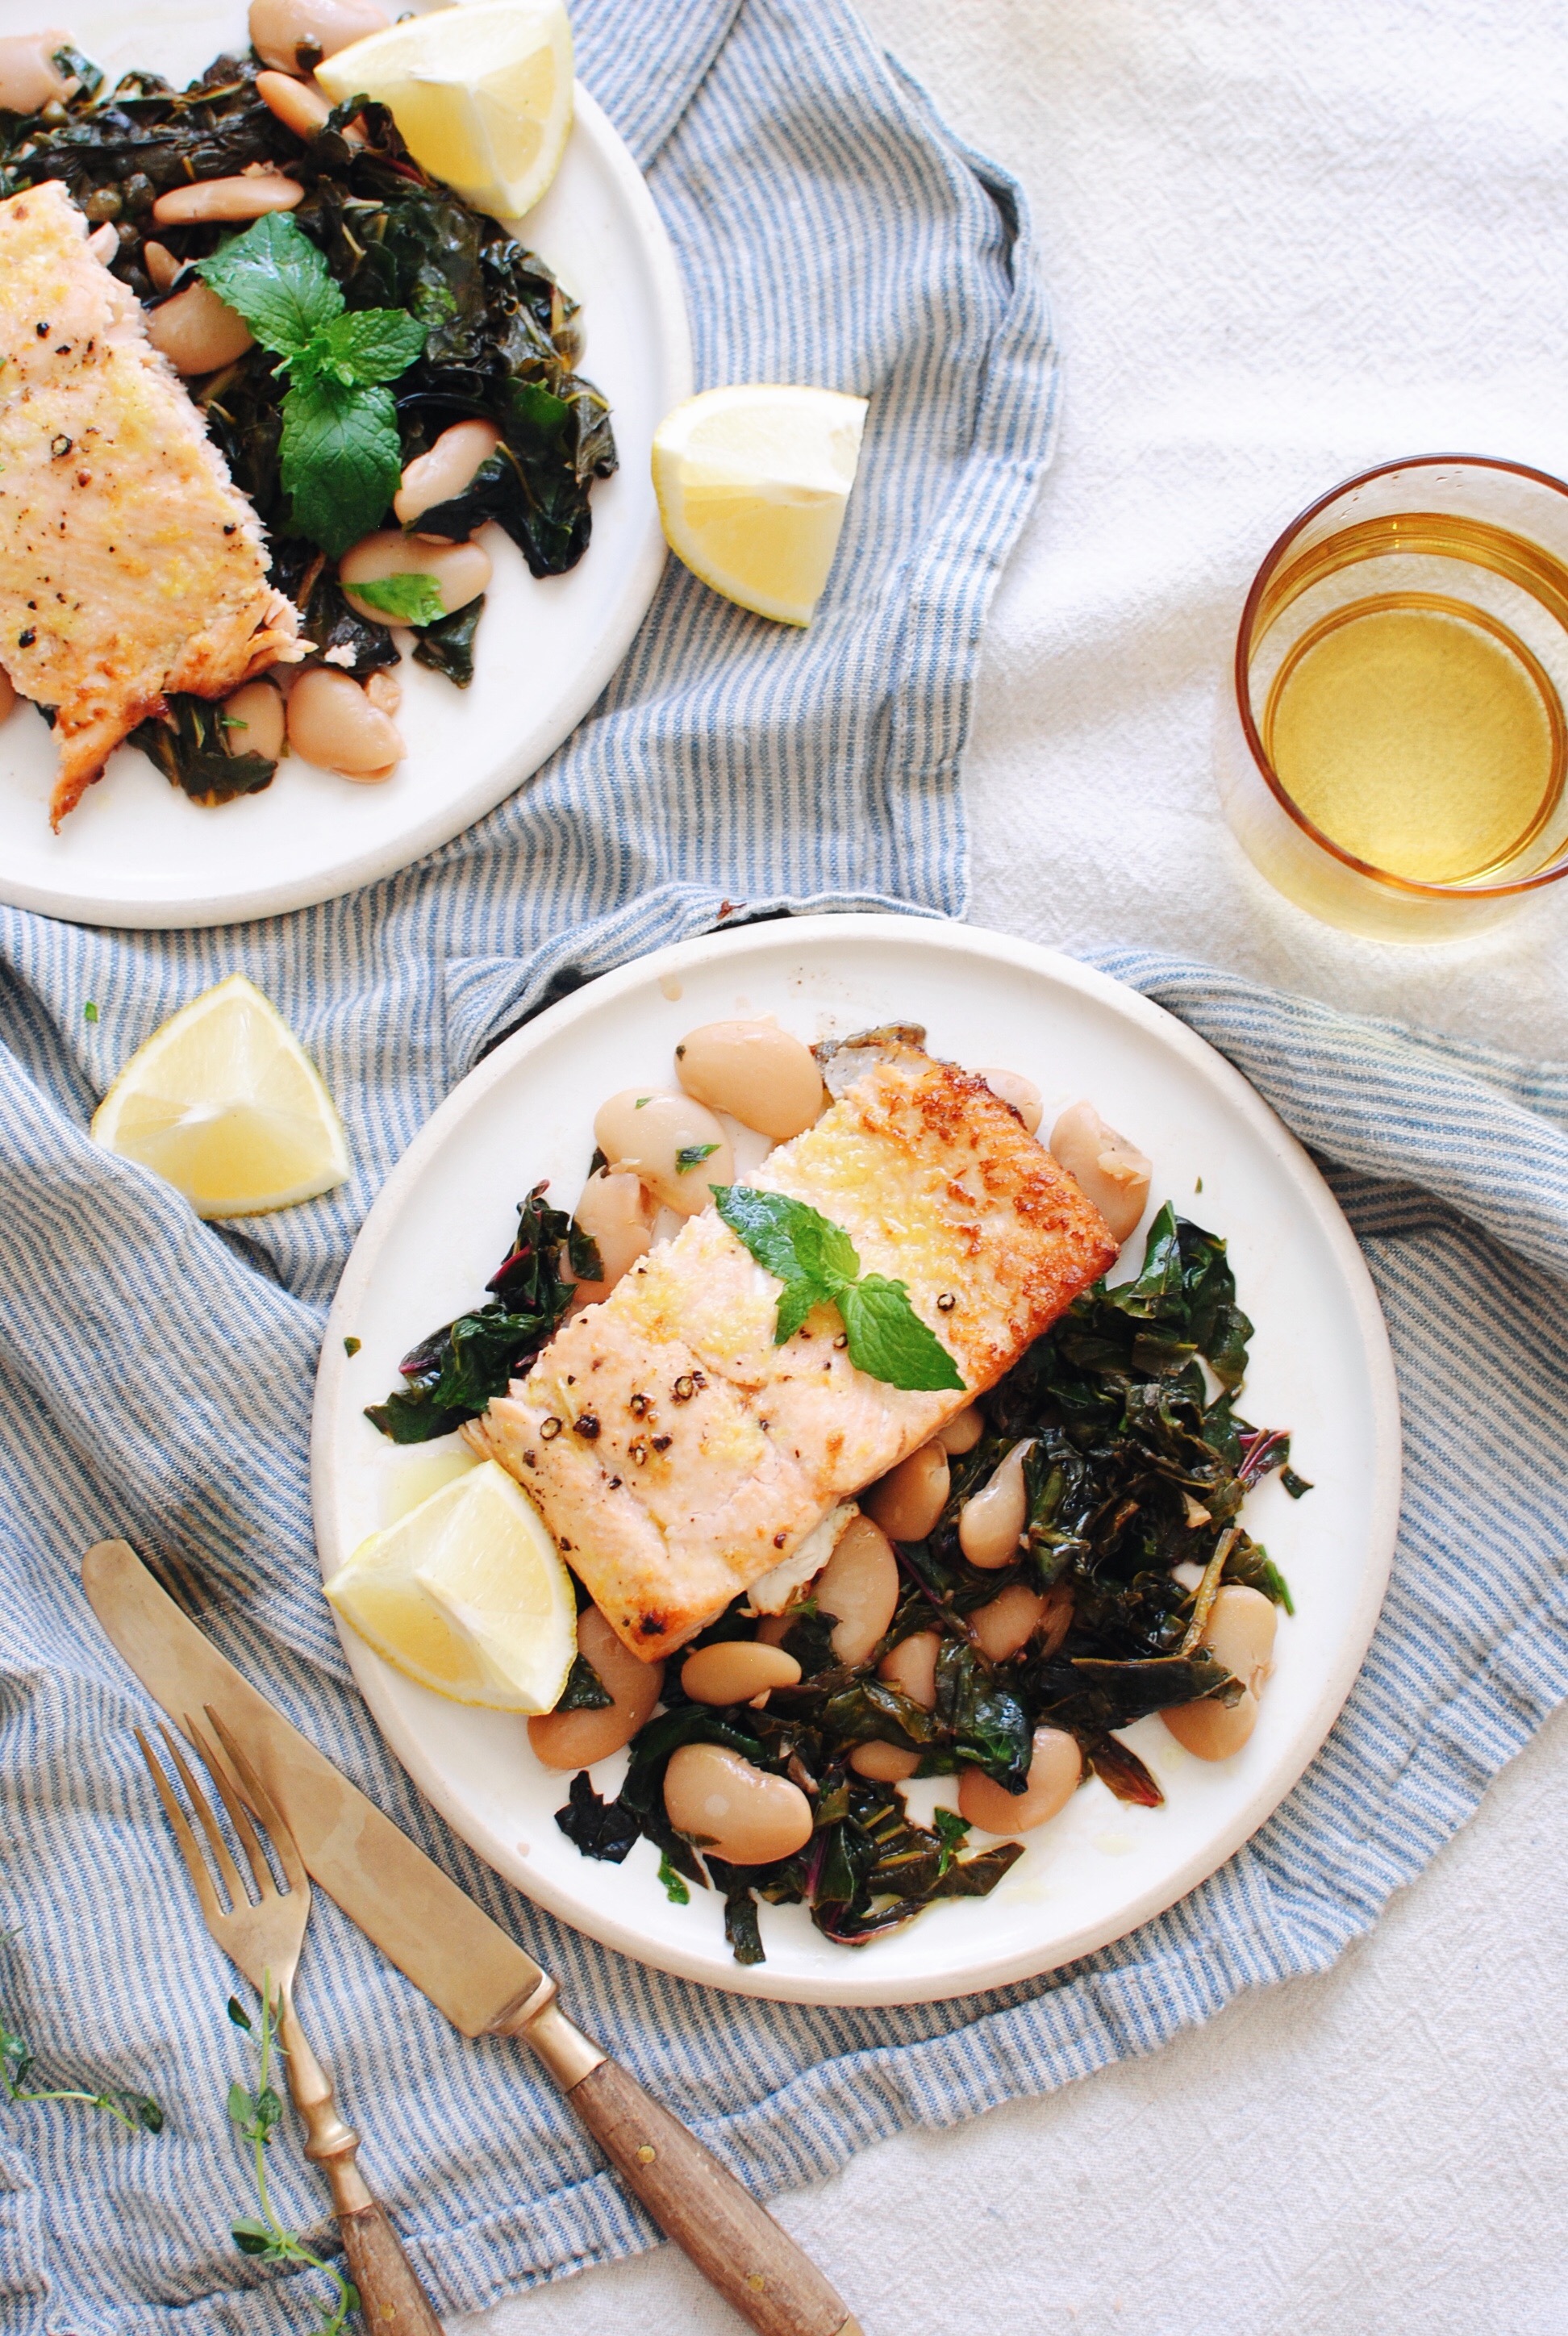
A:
467;1;1568;2325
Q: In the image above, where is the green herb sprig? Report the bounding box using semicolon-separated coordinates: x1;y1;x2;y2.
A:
350;574;447;627
1;1934;162;2134
225;1986;357;2334
713;1187;964;1393
198;215;427;557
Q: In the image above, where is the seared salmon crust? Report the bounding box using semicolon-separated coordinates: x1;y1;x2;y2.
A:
0;181;297;824
467;1046;1118;1663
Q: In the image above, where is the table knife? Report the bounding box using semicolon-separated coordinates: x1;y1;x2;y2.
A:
81;1539;861;2336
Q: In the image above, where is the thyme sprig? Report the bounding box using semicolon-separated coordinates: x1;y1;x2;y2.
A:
226;1983;358;2335
0;1932;163;2134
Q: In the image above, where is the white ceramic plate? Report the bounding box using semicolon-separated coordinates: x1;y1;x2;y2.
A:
0;2;690;929
312;916;1402;2005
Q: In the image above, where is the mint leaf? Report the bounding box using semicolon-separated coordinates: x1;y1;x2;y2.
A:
198;212;340;357
837;1275;965;1392
351;572;446;625
713;1188;856;1289
774;1277;833;1342
281;378;402;557
675;1141;720;1174
312;307;427;387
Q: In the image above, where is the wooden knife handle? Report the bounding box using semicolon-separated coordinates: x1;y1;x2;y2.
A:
565;2059;860;2336
336;2199;446;2334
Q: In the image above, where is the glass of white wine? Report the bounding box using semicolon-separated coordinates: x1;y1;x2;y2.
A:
1217;456;1568;940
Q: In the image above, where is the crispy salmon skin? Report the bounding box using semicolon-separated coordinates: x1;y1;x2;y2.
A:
0;181;297;824
467;1045;1118;1661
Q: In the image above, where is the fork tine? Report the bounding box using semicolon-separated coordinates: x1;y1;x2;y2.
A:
186;1712;276;1901
134;1725;226;1930
205;1707;308;1899
156;1720;250;1911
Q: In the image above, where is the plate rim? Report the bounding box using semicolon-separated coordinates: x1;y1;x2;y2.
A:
0;82;693;932
311;912;1403;2005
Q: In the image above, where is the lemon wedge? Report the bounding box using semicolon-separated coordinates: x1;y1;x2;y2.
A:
651;384;869;625
324;1460;576;1711
90;973;349;1220
317;0;573;222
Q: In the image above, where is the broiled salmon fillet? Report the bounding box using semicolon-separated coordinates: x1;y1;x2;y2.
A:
0;181;298;824
466;1045;1119;1662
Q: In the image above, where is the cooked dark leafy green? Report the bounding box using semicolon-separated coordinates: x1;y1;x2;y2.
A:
126;695;276;805
0;50;616;768
365;1183;600;1443
553;1208;1307;1963
556;1653;613;1713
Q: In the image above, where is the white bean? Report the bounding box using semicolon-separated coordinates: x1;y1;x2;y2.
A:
0;32;74;116
594;1087;733;1216
969;1583;1043;1662
878;1629;940;1708
674;1020;825;1140
1161;1585;1278;1761
663;1743;813;1865
339;530;490;622
958;1728;1082;1833
863;1441;949;1543
937;1405;984;1454
144;280;255;375
569;1168;654;1305
85;222;118;265
849;1741;920;1782
220;679;285;761
1049;1100;1152;1245
286;667;402;778
255;68;332;138
815;1516;899;1666
977;1066;1043;1136
152;173;303;227
958;1438;1034;1569
142;240;181;294
681;1641;801;1705
394;419;502;531
528;1607;663;1771
250;0;388;73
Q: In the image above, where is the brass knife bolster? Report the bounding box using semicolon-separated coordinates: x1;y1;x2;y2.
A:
487;1974;607;2091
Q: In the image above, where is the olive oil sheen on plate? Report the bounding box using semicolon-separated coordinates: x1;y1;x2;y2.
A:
1254;510;1568;886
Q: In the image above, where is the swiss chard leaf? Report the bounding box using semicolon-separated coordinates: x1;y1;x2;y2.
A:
412;595;484;686
127;695;276;806
556;1653;613;1712
553;1772;640;1863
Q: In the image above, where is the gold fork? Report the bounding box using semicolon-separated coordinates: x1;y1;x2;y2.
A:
136;1708;444;2334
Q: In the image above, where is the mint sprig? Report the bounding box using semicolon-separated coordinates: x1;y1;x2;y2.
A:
349;572;446;626
714;1187;964;1393
198;215;426;557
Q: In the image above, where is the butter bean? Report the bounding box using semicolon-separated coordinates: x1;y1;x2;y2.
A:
681;1640;801;1705
958;1726;1082;1833
878;1629;940;1708
594;1087;733;1216
144;280;255;375
0;32;75;116
569;1168;654;1306
142;240;181;294
958;1438;1034;1569
849;1741;920;1782
1049;1100;1152;1245
394;419;502;532
339;531;490;623
85;222;117;265
529;1607;664;1771
286;667;402;778
663;1743;812;1865
1161;1585;1278;1761
864;1441;949;1543
674;1019;825;1140
970;1583;1044;1662
221;679;285;762
977;1066;1043;1136
255;68;332;137
250;0;388;73
937;1404;984;1455
152;172;303;227
815;1515;899;1666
